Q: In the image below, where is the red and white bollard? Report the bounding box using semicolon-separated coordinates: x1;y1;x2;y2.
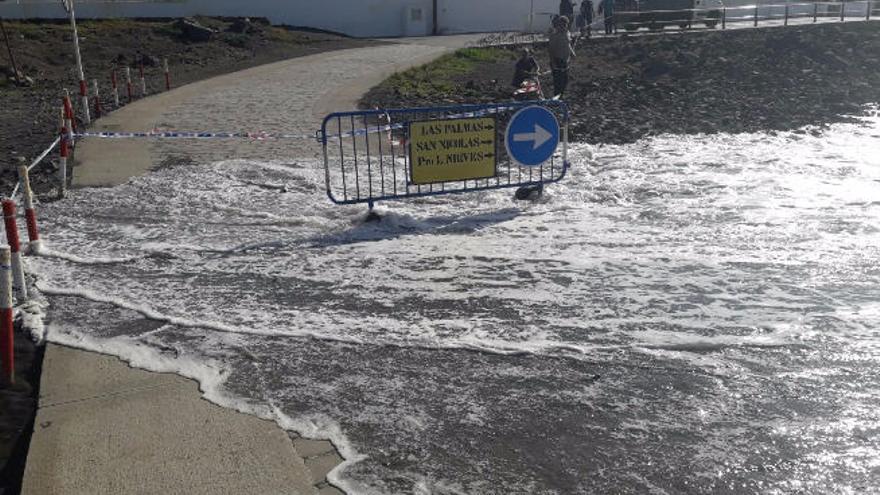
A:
125;67;133;103
63;90;76;138
2;200;28;302
0;247;12;386
78;78;90;124
164;58;171;91
139;62;147;96
66;0;90;125
93;79;102;118
17;165;41;254
111;69;120;107
59;109;69;198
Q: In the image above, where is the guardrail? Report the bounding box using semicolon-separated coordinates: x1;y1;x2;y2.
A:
612;0;876;32
473;0;877;47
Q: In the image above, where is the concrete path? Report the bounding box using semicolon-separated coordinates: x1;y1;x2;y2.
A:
26;35;481;495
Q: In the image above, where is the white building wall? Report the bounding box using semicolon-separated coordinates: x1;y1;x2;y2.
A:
0;0;569;37
0;0;435;38
435;0;560;34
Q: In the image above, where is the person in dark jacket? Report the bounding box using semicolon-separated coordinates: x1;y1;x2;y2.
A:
511;48;540;88
548;16;576;97
598;0;615;34
577;0;594;37
560;0;575;26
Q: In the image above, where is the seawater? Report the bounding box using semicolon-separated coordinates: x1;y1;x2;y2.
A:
28;113;880;494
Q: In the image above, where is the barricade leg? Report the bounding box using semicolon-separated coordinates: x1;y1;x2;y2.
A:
0;248;12;386
17;165;42;253
2;200;28;302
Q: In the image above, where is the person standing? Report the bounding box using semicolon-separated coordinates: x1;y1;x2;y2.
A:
548;16;575;98
598;0;615;35
559;0;575;26
578;0;595;38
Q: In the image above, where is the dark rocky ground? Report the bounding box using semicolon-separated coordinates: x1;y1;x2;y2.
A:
0;17;378;494
362;22;880;143
0;17;379;198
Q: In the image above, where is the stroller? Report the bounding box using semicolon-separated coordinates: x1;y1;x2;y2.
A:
512;73;546;101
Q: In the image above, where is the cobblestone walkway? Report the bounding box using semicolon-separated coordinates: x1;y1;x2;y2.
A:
152;38;481;165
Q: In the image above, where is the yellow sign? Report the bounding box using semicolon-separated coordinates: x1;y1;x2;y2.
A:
409;117;497;185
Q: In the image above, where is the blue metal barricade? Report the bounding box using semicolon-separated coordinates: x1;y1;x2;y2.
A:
319;100;570;207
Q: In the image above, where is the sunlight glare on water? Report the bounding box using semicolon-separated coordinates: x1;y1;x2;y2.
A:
29;112;880;493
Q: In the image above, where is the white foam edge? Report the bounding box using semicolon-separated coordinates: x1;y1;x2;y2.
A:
34;241;143;264
33;276;795;363
31;279;614;358
20;286;368;495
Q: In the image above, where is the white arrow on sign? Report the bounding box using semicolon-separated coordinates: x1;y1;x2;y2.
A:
513;124;553;150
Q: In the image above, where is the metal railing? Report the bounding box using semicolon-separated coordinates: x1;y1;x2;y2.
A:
612;0;876;32
473;0;877;47
320;101;570;208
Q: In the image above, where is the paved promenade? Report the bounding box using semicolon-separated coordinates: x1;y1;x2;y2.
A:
25;35;480;495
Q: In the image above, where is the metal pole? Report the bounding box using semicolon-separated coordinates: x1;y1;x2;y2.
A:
0;18;22;86
67;0;90;124
868;0;872;19
755;3;760;25
841;0;846;21
785;2;790;24
814;1;819;21
529;0;535;32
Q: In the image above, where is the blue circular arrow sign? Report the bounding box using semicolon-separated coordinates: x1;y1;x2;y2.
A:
504;106;561;168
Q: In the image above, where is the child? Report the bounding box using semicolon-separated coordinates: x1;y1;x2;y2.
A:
511;48;540;88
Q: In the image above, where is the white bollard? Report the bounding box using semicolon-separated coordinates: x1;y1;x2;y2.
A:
164;58;171;91
59;107;69;198
139;62;147;96
112;69;120;107
17;165;42;254
66;0;90;124
125;67;133;102
0;247;12;385
93;79;102;117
